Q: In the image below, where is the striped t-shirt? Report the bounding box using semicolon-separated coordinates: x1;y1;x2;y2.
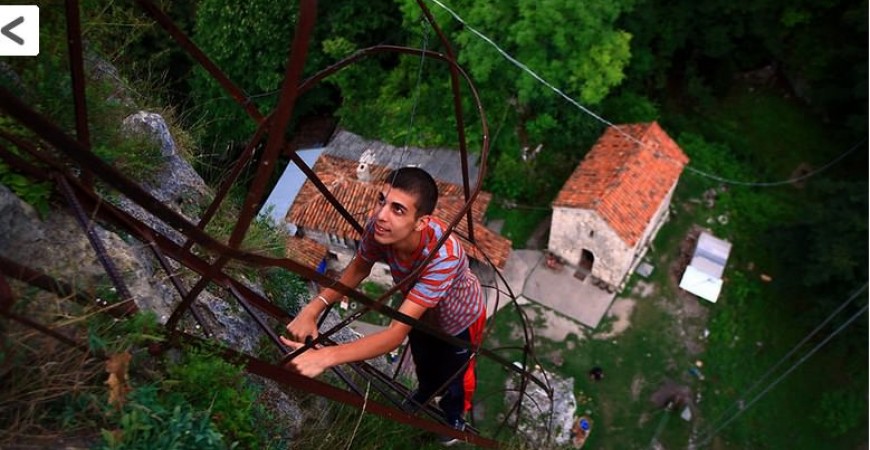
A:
357;216;484;336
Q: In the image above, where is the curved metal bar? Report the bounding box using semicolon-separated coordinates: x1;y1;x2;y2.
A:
0;0;560;444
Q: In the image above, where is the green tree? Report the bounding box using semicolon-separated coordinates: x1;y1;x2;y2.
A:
190;0;402;152
336;0;631;202
620;0;867;132
799;179;868;289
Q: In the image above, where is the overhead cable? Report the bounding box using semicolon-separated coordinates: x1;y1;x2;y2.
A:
425;0;862;188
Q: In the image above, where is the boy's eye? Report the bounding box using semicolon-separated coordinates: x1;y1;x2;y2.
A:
377;193;386;205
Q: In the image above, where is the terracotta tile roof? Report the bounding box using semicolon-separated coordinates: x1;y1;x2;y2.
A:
285;235;329;270
552;122;689;247
287;155;512;268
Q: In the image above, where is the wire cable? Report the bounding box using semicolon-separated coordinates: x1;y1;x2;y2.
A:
425;0;863;188
684;139;866;187
696;282;867;443
696;298;869;446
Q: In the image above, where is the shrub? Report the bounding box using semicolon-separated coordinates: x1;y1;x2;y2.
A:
166;349;264;448
97;385;226;450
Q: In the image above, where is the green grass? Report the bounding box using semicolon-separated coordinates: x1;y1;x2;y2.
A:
468;84;866;449
663;85;868;448
669;86;847;184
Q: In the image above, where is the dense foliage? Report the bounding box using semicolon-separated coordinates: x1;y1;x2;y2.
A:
0;0;865;448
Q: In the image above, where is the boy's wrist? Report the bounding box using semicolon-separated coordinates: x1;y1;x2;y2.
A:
320;345;339;369
302;301;322;317
315;294;330;307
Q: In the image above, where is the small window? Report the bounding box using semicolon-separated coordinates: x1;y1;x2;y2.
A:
589;230;595;238
383;268;391;275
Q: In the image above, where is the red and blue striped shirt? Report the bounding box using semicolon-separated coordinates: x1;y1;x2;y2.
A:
357;216;484;336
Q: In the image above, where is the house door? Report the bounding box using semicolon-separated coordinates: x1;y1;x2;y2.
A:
574;249;595;281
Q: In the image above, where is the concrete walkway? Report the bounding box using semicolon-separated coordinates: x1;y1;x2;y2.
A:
485;250;616;329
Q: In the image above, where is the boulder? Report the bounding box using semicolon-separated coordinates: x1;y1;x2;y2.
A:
505;366;577;447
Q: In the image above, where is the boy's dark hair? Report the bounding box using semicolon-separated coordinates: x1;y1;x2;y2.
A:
385;167;438;217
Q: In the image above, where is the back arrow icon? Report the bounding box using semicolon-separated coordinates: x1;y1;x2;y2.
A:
2;16;24;45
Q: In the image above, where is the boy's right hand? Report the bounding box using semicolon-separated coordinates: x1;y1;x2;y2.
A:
285;306;318;342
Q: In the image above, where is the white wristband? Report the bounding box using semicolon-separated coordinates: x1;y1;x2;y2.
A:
316;295;330;307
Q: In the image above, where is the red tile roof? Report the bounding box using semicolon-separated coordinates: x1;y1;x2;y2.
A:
285;235;329;270
552;122;689;247
287;155;512;268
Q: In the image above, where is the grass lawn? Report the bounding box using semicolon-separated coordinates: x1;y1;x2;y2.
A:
470;84;866;448
473;180;703;449
668;85;867;448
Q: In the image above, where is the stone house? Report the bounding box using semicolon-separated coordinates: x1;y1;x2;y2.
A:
282;130;511;286
548;122;689;291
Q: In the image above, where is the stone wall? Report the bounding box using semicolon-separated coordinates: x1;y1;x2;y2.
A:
548;208;631;287
548;181;678;290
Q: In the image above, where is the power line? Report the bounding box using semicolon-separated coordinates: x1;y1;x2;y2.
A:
426;0;616;129
425;0;861;188
696;283;868;443
696;292;869;446
684;139;866;187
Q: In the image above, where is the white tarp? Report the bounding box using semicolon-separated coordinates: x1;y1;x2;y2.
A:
680;265;724;302
680;231;732;302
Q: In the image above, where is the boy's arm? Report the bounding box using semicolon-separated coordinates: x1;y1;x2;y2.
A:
281;299;427;378
285;255;374;342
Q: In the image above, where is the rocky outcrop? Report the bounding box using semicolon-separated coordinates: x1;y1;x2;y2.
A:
0;183;177;319
505;366;577;448
117;111;211;245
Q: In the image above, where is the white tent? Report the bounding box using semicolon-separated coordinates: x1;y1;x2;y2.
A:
679;231;732;303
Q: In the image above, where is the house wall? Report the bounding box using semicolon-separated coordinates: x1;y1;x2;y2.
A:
548;208;632;287
547;180;680;290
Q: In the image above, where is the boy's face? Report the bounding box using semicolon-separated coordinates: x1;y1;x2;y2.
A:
372;184;429;246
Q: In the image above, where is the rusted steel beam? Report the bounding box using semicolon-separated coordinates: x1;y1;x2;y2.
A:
230;0;317;251
165;269;211;333
227;284;288;354
173;331;501;448
55;175;137;312
170;0;319;335
0;130;65;179
181;121;270;254
416;0;478;243
0;273;13;312
0;271;90;354
0;255;136;317
145;241;210;334
1;309;91;353
63;0;93;188
0;87;243;267
0;142;50;182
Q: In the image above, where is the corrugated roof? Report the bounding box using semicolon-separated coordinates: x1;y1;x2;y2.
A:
286;155;511;268
324;130;481;186
552;122;689;246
